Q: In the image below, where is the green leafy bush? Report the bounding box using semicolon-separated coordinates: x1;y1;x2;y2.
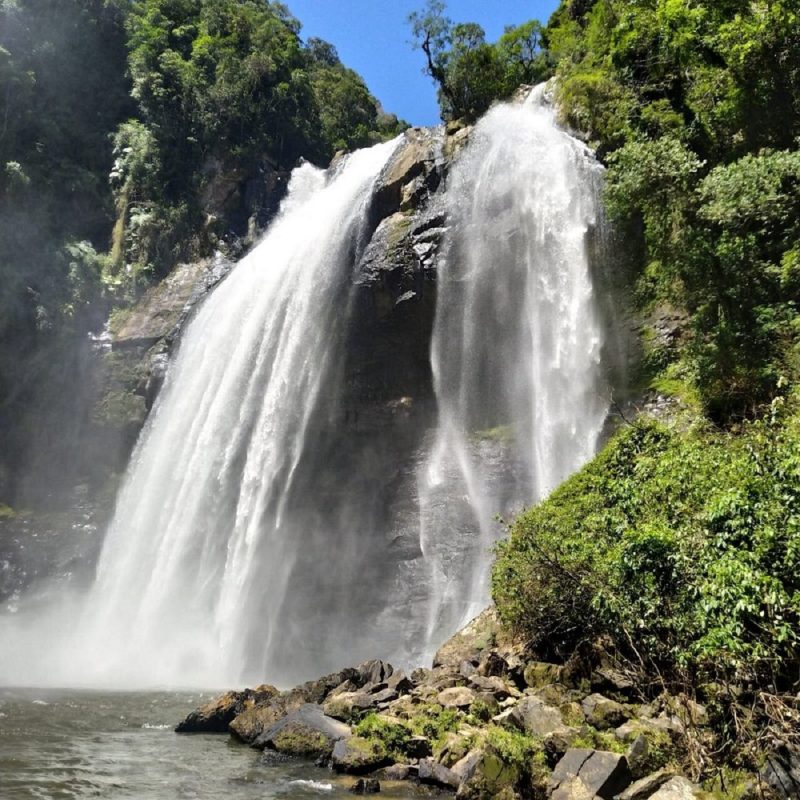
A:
493;413;800;687
354;713;412;758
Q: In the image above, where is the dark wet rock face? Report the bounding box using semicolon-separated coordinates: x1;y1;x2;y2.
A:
761;747;800;799
175;685;278;733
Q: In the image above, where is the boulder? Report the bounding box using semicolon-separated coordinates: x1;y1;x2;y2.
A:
760;747;800;799
436;732;475;767
615;715;682;742
332;736;392;775
454;748;520;799
349;778;381;794
382;764;416;781
452;749;483;782
625;734;651;780
385;695;417;719
404;736;433;759
433;608;500;669
477;650;509;678
358;660;394;686
524;661;563;688
549;749;632;800
510;696;572;739
646;776;701;799
385;670;414;694
591;665;635;693
616;768;676;800
471;692;501;720
418;757;461;790
294;668;364;705
254;703;351;758
460;660;478;678
230;696;292;744
437;686;476;709
175;685;278;733
323;691;375;721
469;674;512;699
581;693;630;730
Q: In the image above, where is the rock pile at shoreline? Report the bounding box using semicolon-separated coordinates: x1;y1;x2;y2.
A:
176;608;795;799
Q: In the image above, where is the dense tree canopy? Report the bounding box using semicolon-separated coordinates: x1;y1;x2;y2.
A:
545;0;800;419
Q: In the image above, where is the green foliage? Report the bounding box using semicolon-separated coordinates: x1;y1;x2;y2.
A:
493;413;800;687
408;1;549;121
354;713;412;758
0;0;404;503
546;0;800;420
408;704;461;748
485;725;544;771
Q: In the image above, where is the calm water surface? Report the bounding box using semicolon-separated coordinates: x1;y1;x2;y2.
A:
0;689;432;799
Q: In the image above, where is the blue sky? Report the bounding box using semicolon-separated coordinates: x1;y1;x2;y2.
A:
286;1;561;127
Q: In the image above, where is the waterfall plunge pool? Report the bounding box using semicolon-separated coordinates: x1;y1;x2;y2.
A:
0;688;432;799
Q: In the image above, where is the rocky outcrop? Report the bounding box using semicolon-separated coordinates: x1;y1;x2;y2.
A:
332;736;391;774
178;608;748;800
255;703;351;758
175;684;278;733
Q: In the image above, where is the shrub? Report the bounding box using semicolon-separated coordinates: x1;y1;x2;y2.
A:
492;413;800;688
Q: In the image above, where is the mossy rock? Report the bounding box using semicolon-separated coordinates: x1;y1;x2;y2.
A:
455;750;522;800
230;698;289;744
332;735;391;774
524;661;563;689
271;724;334;758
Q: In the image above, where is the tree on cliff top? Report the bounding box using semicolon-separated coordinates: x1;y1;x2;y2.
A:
408;0;549;122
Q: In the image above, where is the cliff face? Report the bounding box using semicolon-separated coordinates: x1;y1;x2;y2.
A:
106;125;458;467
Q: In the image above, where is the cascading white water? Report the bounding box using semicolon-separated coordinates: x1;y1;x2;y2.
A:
416;87;608;653
1;89;612;689
0;139;402;688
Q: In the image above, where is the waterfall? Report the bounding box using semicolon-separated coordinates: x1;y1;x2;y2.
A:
0;90;611;689
0;139;403;688
416;87;608;653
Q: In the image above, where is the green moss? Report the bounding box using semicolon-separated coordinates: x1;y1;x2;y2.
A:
271;726;332;757
699;769;757;800
354;714;411;758
93;390;146;428
386;212;413;250
650;361;703;412
0;504;17;520
108;307;133;338
569;727;627;755
408;705;461;750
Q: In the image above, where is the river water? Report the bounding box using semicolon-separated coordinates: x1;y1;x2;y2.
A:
0;689;428;799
